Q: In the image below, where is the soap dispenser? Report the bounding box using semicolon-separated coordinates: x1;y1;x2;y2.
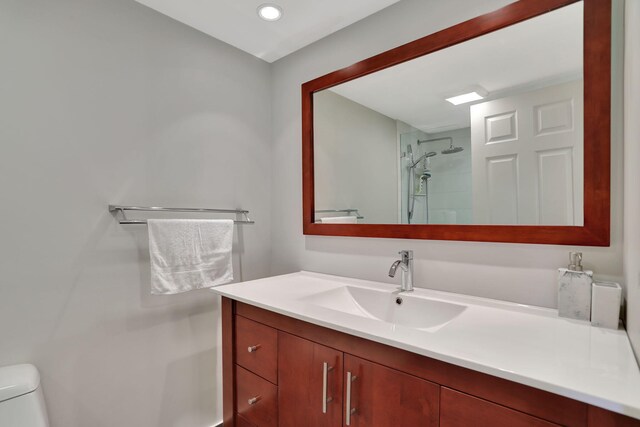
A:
557;252;593;321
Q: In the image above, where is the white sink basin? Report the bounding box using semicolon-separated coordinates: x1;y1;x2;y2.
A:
300;285;466;330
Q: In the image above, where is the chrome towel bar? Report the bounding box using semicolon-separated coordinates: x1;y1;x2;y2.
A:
109;205;255;224
315;209;364;220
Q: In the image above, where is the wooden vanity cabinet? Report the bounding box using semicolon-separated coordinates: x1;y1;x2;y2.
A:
222;298;640;427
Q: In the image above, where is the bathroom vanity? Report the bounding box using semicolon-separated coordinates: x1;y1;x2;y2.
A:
214;272;640;427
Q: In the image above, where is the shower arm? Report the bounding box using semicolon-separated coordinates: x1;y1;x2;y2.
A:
417;137;452;146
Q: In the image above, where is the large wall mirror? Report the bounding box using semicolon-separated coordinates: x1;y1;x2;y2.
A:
302;0;610;245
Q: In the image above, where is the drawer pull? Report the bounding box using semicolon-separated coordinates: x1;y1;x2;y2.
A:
322;362;334;414
345;372;357;425
247;345;261;353
247;396;261;405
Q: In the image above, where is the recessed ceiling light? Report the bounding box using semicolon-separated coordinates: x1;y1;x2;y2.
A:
445;91;485;106
257;4;283;21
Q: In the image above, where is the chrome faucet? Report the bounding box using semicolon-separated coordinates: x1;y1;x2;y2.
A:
388;250;414;292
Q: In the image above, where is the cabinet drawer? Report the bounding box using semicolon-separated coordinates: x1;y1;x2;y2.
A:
236;413;257;427
235;315;278;383
236;366;278;427
441;388;560;427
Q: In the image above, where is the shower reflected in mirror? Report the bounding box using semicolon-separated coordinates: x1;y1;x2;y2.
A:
401;133;471;224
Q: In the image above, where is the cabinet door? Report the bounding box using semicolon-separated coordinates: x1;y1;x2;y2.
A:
278;332;344;427
343;354;439;427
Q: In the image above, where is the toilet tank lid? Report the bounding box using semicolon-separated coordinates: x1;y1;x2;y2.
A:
0;364;41;403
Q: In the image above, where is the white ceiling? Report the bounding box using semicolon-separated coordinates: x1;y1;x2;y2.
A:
330;2;583;133
134;0;401;63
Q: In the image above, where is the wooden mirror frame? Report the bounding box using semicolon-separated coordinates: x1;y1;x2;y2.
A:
302;0;610;246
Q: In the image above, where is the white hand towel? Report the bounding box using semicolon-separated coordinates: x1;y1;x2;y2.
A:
148;219;233;295
318;216;358;224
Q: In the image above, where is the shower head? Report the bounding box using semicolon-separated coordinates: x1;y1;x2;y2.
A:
442;146;464;154
441;140;464;154
418;136;463;154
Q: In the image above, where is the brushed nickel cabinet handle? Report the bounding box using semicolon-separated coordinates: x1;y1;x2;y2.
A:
247;345;261;353
345;371;357;425
322;362;334;414
247;396;261;405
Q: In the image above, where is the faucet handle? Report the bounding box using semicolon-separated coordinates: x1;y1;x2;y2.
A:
398;250;413;261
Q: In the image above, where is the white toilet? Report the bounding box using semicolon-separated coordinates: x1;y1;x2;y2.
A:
0;364;50;426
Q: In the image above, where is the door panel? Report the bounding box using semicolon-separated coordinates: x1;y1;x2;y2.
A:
486;111;518;143
278;332;343;427
537;148;574;224
343;354;439;427
486;154;519;224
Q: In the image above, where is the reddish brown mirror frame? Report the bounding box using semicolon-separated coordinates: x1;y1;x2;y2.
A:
302;0;610;246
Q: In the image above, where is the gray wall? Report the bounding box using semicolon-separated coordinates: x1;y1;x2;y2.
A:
270;0;625;308
314;90;398;223
624;0;640;361
0;0;271;425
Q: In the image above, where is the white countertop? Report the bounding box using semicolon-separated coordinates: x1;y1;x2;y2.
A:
212;271;640;419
